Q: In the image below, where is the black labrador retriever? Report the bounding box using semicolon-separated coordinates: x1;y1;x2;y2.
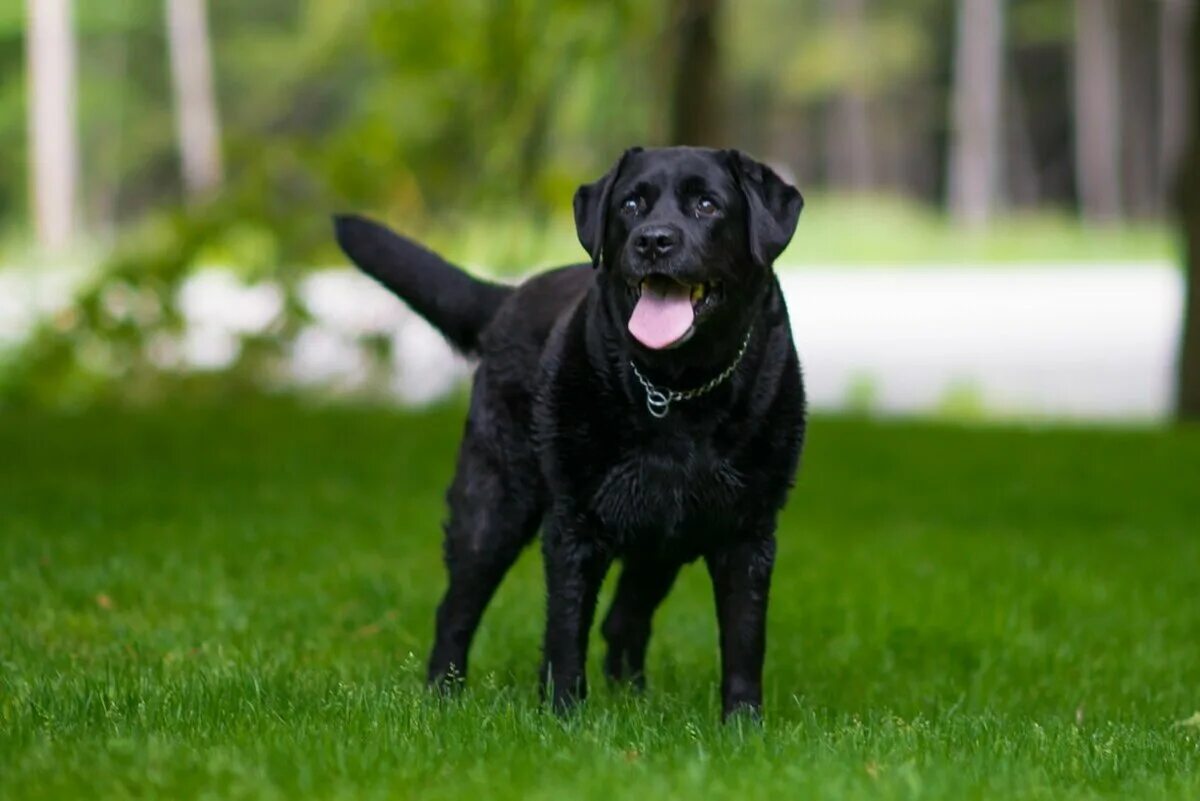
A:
334;146;805;719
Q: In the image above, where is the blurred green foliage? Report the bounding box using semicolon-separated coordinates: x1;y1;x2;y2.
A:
0;0;1087;256
0;0;671;406
1;0;667;260
0;0;1177;408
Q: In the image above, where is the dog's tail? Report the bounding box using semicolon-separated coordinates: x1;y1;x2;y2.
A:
333;214;513;355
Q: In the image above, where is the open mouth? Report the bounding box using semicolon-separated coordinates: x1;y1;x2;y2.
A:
627;274;719;350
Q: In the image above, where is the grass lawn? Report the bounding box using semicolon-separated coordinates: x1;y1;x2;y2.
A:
2;403;1199;799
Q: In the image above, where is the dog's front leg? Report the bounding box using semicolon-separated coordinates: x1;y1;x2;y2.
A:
540;509;611;713
705;533;777;720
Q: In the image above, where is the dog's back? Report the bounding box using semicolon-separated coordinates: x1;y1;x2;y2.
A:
477;264;591;360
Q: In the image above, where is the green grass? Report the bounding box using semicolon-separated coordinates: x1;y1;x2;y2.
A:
424;197;1178;273
777;196;1178;266
2;403;1199;799
1;196;1177;279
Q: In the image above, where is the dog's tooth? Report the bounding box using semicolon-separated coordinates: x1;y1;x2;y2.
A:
691;283;706;303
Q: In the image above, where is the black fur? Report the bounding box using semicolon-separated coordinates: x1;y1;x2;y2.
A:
334;146;806;720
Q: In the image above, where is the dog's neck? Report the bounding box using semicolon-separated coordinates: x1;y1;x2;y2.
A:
588;277;777;405
627;324;756;418
628;317;756;391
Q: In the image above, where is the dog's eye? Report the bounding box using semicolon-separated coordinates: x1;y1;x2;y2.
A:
695;197;720;217
621;196;644;216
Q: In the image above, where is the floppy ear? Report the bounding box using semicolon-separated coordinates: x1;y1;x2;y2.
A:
573;147;642;269
727;150;804;267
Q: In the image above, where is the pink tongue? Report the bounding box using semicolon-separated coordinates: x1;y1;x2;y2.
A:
628;281;695;350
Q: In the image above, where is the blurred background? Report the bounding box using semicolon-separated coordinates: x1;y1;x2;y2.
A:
1;0;1197;421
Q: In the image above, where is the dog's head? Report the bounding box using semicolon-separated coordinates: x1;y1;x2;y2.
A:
574;147;802;352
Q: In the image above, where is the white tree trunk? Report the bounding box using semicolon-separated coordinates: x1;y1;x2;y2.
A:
25;0;78;252
1073;0;1122;221
166;0;223;199
948;0;1004;226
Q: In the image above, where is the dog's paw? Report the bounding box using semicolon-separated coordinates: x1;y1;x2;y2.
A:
427;662;467;695
721;699;764;726
603;648;647;692
540;666;588;715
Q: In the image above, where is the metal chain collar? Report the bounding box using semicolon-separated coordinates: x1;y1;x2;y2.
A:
629;326;754;419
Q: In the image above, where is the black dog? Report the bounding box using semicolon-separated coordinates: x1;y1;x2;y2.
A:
334;146;805;719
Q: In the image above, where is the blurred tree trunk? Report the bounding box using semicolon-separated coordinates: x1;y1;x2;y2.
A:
1117;1;1160;217
824;0;873;190
166;0;223;200
1161;0;1195;183
25;0;78;252
1005;80;1041;207
668;0;723;146
1072;0;1121;221
1178;2;1200;420
948;0;1004;226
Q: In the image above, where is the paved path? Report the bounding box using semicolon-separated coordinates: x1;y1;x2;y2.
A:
780;264;1182;419
0;262;1184;419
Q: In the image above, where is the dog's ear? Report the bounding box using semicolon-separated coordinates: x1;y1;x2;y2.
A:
573;147;642;269
726;150;803;267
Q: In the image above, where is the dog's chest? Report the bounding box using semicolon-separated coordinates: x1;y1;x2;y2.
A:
589;436;746;546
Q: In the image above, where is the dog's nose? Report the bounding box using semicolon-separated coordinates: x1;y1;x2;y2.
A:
633;225;678;260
